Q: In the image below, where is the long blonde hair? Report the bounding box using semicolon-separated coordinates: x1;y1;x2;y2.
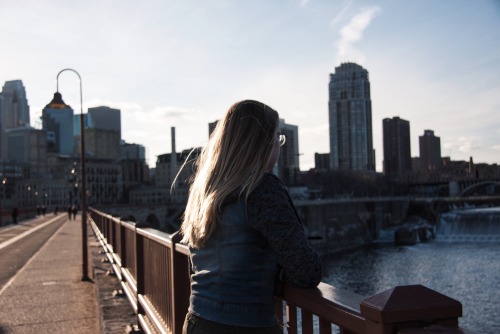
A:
180;100;279;248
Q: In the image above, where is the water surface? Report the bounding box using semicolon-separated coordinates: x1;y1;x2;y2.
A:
323;242;500;333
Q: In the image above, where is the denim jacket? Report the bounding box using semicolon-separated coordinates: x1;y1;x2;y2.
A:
188;173;322;327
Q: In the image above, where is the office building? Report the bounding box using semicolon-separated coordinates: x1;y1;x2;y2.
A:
277;119;300;185
419;130;441;171
86;128;121;160
4;127;47;178
383;117;411;175
120;141;150;201
121;141;146;160
1;80;30;159
1;80;30;129
88;106;121;138
75;106;121;160
42;92;75;155
314;153;330;171
328;62;375;171
156;147;201;203
86;158;123;205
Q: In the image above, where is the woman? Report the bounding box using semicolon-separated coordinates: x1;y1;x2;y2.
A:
180;100;322;333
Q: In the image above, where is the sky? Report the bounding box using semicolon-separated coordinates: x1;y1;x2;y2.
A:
1;0;499;171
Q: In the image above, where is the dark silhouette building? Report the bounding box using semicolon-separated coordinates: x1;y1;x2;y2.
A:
419;130;441;171
328;62;375;171
383;117;411;175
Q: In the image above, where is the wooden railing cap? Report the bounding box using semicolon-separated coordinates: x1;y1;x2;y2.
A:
360;285;462;323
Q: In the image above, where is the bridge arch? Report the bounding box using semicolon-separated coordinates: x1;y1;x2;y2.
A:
461;181;500;196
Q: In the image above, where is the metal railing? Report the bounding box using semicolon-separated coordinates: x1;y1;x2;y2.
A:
89;207;473;334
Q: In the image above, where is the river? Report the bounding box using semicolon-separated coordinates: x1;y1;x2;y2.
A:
323;207;500;334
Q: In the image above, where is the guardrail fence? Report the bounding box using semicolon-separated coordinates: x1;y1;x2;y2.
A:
89;207;473;334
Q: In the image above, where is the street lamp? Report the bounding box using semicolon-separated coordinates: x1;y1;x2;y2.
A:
56;68;89;281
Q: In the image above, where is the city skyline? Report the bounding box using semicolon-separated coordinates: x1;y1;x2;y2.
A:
1;0;499;171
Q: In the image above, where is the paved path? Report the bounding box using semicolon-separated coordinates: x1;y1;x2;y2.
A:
0;218;100;333
0;217;135;334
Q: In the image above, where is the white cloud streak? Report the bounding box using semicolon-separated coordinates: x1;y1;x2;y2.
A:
336;6;381;63
330;0;354;27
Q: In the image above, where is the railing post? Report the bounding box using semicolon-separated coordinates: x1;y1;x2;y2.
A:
360;285;462;334
120;221;126;272
135;225;145;330
170;231;190;334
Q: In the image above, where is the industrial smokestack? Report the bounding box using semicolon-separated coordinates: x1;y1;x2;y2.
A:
171;127;176;154
170;127;178;186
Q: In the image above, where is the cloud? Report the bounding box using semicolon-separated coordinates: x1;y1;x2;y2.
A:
458;137;482;152
298;0;310;7
85;98;202;122
330;0;354;27
443;136;483;153
152;106;203;121
336;6;381;63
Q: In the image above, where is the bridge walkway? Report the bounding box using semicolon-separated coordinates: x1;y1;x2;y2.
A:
0;216;116;333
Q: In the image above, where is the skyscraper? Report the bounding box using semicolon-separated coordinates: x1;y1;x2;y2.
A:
419;130;441;171
1;80;30;160
88;106;121;138
328;63;374;171
42;92;75;155
383;117;411;175
1;80;30;129
83;106;121;160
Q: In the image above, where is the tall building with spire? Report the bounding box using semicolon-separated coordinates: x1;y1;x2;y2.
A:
328;63;375;171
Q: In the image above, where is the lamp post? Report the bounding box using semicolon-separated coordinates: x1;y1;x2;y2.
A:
56;68;89;281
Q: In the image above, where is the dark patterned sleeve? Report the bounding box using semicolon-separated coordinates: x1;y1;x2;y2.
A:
247;173;322;288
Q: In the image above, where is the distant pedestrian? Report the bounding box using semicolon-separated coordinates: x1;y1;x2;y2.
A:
72;205;78;220
67;205;72;220
11;207;18;224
